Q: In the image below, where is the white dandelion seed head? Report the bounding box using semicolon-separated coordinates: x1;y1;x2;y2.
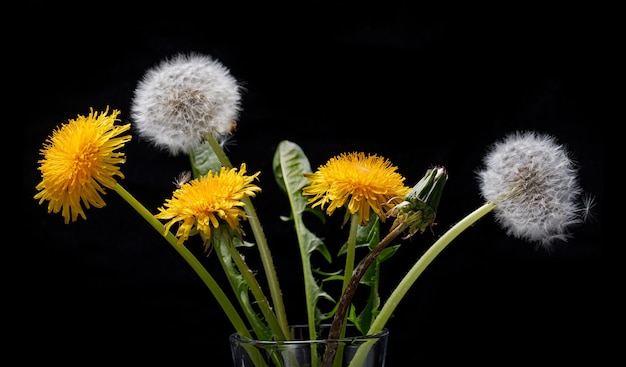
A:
477;131;589;248
130;53;242;155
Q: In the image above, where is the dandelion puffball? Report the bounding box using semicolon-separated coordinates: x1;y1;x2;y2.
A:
131;53;241;155
477;131;588;247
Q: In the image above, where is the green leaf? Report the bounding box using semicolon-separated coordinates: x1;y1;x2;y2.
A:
273;140;332;334
189;141;223;178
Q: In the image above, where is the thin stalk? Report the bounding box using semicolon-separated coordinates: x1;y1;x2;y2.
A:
295;216;322;366
367;201;496;334
206;134;290;338
114;183;251;339
340;214;360;329
339;202;496;367
326;213;359;367
322;221;409;367
224;241;287;341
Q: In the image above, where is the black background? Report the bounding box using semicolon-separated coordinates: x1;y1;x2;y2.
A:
21;4;607;365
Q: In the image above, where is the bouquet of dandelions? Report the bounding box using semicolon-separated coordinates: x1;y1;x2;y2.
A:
34;53;593;367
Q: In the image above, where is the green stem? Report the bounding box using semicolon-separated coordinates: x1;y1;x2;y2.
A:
326;213;359;367
367;201;496;335
296;218;321;364
242;196;290;336
114;183;252;339
340;214;359;329
224;241;287;341
206;134;290;339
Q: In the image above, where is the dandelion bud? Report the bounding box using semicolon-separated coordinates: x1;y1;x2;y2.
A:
390;166;448;237
477;131;589;247
405;166;447;212
131;53;241;155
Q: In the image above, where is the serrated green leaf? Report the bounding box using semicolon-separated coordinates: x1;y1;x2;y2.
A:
273;140;333;335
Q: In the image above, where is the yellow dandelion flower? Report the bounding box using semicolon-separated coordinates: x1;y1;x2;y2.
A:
156;164;261;246
303;152;410;225
34;108;131;224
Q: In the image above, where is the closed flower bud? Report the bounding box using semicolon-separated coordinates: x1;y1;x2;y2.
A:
390;166;448;237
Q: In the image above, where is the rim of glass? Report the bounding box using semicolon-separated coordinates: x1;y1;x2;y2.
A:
230;324;389;345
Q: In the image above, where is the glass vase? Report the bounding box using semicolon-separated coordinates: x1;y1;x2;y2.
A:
229;324;389;367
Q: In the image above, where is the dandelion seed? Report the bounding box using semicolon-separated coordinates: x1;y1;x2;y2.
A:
173;171;192;188
218;133;237;151
580;192;597;222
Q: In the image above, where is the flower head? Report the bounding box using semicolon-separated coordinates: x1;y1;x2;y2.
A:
130;53;241;155
156;164;261;246
34;108;131;223
303;152;410;226
477;131;587;247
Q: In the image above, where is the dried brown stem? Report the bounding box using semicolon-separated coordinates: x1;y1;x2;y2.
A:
321;222;409;367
